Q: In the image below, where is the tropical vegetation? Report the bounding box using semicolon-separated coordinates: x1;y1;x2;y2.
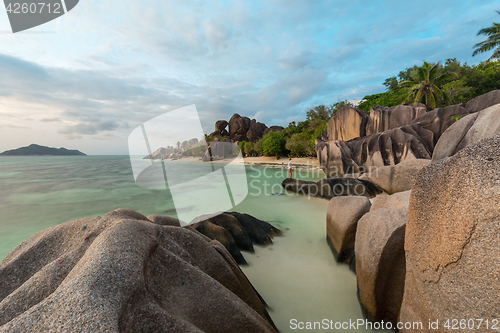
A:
472;11;500;61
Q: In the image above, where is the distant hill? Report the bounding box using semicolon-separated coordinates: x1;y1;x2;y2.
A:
0;144;87;156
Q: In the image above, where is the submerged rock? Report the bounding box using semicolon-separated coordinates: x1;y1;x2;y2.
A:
282;177;382;199
0;209;277;332
400;134;500;332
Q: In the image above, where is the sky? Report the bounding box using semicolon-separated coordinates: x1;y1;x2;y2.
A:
0;0;498;155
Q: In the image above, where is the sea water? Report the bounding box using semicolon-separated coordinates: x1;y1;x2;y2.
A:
0;156;386;332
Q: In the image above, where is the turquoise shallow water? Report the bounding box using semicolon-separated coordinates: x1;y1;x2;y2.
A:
0;156;384;332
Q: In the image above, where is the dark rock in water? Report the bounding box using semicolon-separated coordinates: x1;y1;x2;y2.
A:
226;212;282;245
191;212;282;265
194;213;254;253
465;89;500;113
0;143;86;156
400;134;500;331
191;219;248;265
0;208;277;332
281;178;381;199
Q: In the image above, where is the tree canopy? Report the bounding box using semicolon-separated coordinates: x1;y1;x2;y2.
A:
473;11;500;61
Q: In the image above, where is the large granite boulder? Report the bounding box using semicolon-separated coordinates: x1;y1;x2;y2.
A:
282;178;381;199
355;204;408;325
369;190;411;211
357;159;431;194
317;125;433;177
366;105;427;136
247;120;268;141
432;102;500;162
326;106;369;141
400;134;500;332
465;89;500;113
410;104;468;145
326;196;371;266
229;114;252;139
0;209;277;332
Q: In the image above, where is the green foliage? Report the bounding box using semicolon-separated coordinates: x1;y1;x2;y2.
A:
285;132;315;157
399;61;458;109
257;131;287;156
442;79;474;105
359;58;500;112
472;11;500;61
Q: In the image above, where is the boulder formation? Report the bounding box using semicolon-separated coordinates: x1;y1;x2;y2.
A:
464;89;500;113
432;102;500;162
326;106;369;141
357;159;431;194
410;104;468;146
247;120;268;141
0;209;277;332
355;191;410;325
400;134;500;332
229;114;252;139
316;103;469;176
366;104;427;136
208;114;281;144
316;125;434;177
326;196;371;267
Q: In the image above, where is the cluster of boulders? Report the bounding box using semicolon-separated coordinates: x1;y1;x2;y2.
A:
209;114;283;143
324;90;500;331
0;209;279;332
202;114;284;161
144;138;199;160
316;90;500;177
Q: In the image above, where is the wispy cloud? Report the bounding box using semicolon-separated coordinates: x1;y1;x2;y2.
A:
0;0;497;154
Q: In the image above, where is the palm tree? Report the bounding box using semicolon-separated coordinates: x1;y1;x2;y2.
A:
399;62;457;109
472;11;500;62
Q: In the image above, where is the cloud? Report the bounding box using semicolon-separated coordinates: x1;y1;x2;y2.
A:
0;0;498;154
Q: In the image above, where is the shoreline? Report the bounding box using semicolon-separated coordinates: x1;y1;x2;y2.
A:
164;155;322;170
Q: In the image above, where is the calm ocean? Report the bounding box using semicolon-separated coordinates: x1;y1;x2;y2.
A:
0;156;382;332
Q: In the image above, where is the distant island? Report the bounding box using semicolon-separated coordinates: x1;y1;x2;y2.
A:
0;144;87;156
